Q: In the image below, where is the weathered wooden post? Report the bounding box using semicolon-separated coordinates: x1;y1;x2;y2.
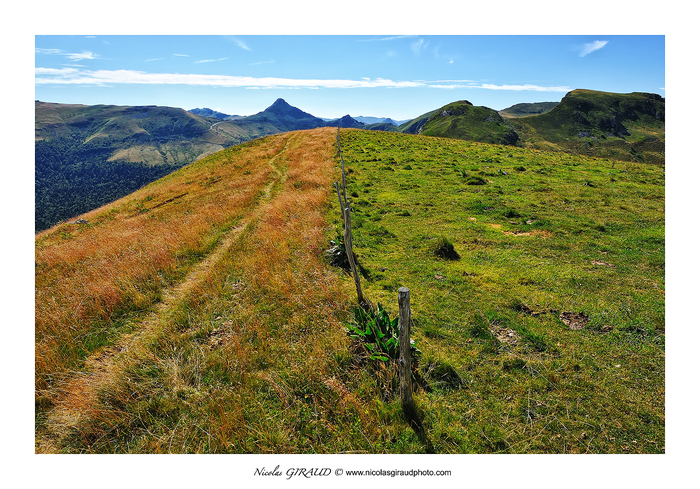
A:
344;206;368;309
335;126;370;310
398;287;415;418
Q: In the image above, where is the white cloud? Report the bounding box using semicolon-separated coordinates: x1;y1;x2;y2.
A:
429;84;475;89
195;58;227;64
35;48;62;55
67;51;98;61
429;82;570;92
35;48;99;61
35;67;570;93
34;67;424;89
359;35;416;42
579;40;608;57
479;83;570;92
173;54;189;57
234;39;252;51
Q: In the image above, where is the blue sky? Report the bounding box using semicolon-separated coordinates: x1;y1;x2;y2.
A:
35;35;664;120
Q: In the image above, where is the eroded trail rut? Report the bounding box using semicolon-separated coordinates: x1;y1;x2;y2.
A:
37;133;297;453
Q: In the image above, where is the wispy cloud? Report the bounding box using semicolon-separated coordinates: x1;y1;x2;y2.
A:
579;40;608;57
195;58;227;64
250;60;275;66
35;48;99;62
173;53;189;57
479;83;570;92
433;45;456;64
233;39;252;51
411;38;428;56
34;67;423;89
429;82;570;92
145;58;164;62
359;35;416;42
35;67;570;93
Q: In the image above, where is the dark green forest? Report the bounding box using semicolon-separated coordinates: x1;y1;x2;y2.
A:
35;138;181;232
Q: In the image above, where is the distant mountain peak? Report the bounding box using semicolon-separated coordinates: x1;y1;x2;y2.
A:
269;98;291;109
263;98;318;121
266;98;296;114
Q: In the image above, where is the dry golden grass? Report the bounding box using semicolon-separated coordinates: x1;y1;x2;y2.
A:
35;133;289;396
38;128;404;453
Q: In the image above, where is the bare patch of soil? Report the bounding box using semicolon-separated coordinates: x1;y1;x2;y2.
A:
491;325;519;345
559;312;589;330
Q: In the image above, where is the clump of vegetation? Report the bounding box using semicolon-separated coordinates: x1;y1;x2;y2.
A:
346;303;420;363
433;236;460;260
466;176;488;185
422;360;464;390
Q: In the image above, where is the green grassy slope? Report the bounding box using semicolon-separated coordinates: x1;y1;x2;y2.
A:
507;90;665;164
415;100;519;145
398;109;439;134
338;129;664;453
398;91;664;165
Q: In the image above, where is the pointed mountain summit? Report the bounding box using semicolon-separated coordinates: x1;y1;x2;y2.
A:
246;98;325;131
265;98;316;119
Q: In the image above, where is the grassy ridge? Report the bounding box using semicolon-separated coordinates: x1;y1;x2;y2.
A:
37;128;421;453
508;90;665;164
35;133;289;396
34;101;282;231
418;100;519;145
35;128;664;453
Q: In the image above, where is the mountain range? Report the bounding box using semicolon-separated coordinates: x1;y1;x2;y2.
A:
36;90;664;231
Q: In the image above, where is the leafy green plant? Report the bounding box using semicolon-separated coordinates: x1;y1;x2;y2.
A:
346;303;419;362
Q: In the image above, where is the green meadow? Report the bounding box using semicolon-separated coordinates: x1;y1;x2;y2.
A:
336;129;664;453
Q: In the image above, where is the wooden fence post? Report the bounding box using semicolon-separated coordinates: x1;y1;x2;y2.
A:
344;206;368;309
398;287;414;417
335;126;369;310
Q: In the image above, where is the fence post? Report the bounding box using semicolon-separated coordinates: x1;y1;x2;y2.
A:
344;206;368;309
398;287;414;417
336;126;369;310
